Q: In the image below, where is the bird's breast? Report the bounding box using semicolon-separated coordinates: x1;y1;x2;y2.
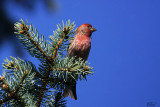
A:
74;36;91;51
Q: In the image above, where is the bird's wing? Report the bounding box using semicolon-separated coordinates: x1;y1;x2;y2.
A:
81;44;91;61
67;37;75;57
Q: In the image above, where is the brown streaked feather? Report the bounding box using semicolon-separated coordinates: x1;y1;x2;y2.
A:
67;37;75;57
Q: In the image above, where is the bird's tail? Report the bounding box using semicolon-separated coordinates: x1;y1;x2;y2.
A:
62;83;77;100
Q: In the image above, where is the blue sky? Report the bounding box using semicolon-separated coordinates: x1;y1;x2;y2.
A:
0;0;160;107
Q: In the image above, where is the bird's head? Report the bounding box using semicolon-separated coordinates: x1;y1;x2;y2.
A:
76;24;96;37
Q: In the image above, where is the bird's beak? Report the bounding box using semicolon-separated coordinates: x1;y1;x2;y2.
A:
90;27;96;32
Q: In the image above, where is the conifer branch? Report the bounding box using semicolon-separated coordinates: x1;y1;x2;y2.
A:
53;65;90;72
36;28;68;107
36;66;52;107
1;57;37;106
52;32;65;59
54;92;66;107
0;79;14;105
0;19;94;106
14;20;52;63
0;72;28;105
26;33;49;60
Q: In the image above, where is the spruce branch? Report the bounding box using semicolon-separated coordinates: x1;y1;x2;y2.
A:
36;66;51;107
0;19;94;106
14;20;76;106
52;57;93;82
0;57;36;106
36;23;73;107
49;20;76;57
53;92;66;107
14;20;52;63
0;72;27;105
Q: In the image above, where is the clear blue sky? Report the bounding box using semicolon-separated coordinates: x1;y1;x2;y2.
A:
0;0;160;107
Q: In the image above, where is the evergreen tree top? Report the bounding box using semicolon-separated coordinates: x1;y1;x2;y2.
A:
0;19;93;107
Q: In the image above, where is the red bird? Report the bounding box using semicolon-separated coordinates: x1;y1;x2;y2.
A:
62;24;96;100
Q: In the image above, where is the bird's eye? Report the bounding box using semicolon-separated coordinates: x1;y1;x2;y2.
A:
87;26;91;28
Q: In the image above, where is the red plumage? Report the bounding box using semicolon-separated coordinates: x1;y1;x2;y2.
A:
62;24;96;100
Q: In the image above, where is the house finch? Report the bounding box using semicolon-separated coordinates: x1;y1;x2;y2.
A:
62;24;96;100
